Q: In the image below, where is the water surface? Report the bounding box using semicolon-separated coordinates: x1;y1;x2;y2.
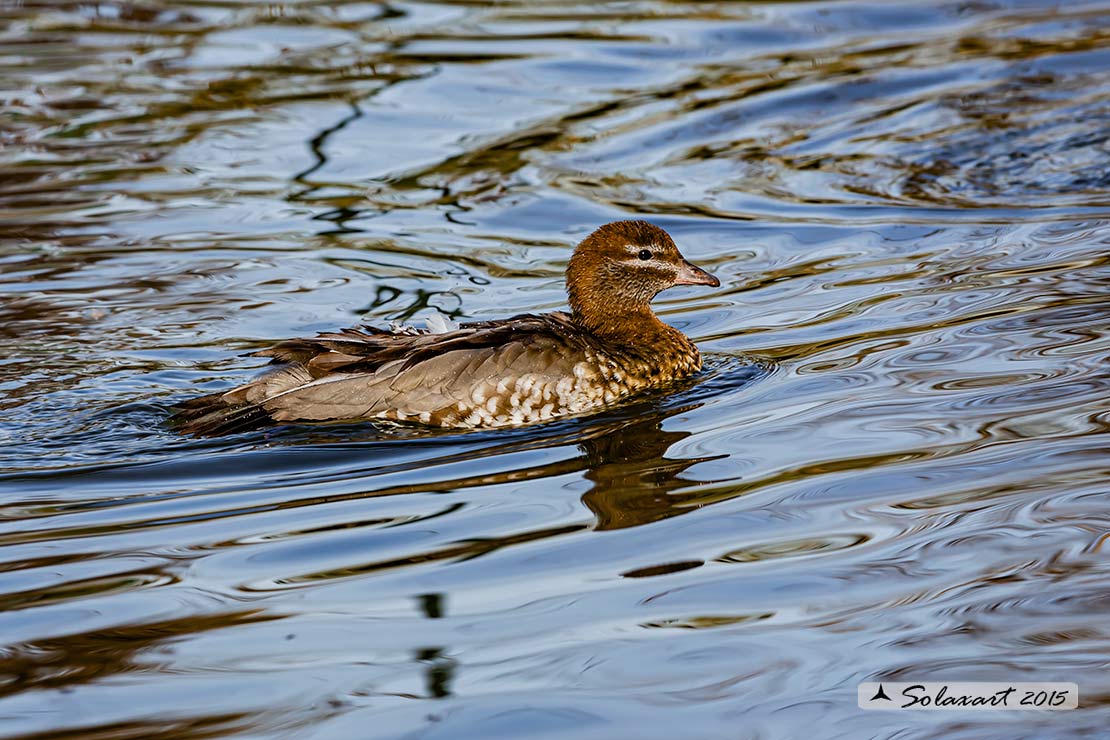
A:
1;1;1108;738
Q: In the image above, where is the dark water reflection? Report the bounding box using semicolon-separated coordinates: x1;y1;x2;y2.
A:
2;1;1110;738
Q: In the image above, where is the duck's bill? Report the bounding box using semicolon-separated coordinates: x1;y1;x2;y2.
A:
674;261;720;287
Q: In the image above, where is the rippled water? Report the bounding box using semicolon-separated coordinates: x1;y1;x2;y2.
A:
2;1;1109;738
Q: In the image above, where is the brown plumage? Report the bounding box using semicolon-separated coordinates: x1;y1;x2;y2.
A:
170;220;720;435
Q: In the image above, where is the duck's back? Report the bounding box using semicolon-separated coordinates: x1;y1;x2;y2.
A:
171;312;649;435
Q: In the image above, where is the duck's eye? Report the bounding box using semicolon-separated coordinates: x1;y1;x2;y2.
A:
638;249;652;261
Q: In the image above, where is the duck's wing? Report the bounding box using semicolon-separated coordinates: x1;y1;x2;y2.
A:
170;313;589;435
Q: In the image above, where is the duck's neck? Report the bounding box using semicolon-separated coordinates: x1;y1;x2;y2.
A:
570;298;688;351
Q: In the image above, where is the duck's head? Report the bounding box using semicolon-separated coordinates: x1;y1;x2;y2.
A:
566;220;719;335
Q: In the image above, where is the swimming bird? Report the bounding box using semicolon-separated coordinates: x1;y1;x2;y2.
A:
171;220;719;435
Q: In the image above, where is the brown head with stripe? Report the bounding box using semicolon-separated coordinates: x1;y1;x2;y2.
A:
566;220;718;339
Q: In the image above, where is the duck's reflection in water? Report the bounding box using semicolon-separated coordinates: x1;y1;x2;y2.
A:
394;403;717;701
576;399;723;530
263;362;762;585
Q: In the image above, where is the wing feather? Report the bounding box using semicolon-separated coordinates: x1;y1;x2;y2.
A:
171;312;589;434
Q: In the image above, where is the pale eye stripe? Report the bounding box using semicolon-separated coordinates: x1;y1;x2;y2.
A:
626;243;663;257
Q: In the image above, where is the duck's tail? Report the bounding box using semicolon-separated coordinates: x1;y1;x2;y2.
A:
168;392;273;436
170;363;318;436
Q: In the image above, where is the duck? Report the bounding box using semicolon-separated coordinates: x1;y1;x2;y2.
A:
171;220;719;435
